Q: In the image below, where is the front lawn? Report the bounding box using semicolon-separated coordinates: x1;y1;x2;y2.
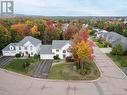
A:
107;54;127;67
5;57;39;75
48;62;100;80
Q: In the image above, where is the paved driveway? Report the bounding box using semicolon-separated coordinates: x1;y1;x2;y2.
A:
0;47;127;95
32;60;53;79
0;56;14;68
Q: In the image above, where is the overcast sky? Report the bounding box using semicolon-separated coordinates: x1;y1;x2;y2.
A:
13;0;127;16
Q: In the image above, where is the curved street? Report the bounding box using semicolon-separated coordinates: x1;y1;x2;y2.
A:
0;47;127;95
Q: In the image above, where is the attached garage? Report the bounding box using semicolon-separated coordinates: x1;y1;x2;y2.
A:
40;54;54;59
2;51;16;56
39;45;54;60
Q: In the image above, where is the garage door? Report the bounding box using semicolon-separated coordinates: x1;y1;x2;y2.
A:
2;51;16;56
40;54;54;59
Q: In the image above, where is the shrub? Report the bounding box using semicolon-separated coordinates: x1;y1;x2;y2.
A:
15;53;21;58
122;29;127;37
111;44;124;55
103;41;109;47
34;54;39;59
65;56;74;62
53;55;60;60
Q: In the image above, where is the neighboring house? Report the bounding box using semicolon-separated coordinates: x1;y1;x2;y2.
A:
2;36;72;59
40;40;72;59
2;36;41;57
61;23;69;32
82;24;89;29
94;29;108;38
102;32;127;51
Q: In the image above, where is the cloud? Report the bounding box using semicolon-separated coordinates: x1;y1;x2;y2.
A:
13;0;127;16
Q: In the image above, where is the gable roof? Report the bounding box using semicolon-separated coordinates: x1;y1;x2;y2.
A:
39;45;53;54
18;36;41;46
103;32;127;51
2;43;17;51
52;40;72;49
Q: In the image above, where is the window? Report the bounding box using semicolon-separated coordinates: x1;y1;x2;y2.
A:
25;47;27;50
63;50;66;53
56;49;59;52
30;46;32;50
19;47;21;50
63;54;66;58
31;52;33;55
9;46;14;50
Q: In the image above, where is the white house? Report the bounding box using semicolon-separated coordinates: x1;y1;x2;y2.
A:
2;36;72;59
40;40;72;59
2;36;41;57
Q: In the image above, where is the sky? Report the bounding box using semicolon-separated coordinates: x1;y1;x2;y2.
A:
12;0;127;16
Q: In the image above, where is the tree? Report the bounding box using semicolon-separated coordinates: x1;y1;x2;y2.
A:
11;23;30;36
73;30;89;44
111;44;124;56
74;40;93;70
122;28;127;37
0;26;11;50
43;27;61;44
30;25;40;36
10;29;23;42
64;24;79;40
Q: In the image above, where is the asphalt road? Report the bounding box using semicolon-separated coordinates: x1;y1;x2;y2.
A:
0;56;14;68
0;47;127;95
32;60;53;79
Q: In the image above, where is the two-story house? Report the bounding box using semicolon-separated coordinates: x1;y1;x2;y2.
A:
2;36;41;56
39;40;72;59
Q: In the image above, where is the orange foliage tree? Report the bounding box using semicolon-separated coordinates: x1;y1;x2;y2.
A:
72;30;94;70
11;23;30;36
31;25;40;36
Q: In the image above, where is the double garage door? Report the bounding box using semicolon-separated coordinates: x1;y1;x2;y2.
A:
40;54;54;59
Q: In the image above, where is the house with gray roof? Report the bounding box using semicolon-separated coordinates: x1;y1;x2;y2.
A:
2;36;41;57
102;32;127;51
2;36;72;59
40;40;72;59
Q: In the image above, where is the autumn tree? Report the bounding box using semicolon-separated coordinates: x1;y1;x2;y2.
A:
30;25;40;36
72;30;93;70
64;24;79;40
0;26;11;50
43;27;61;44
11;23;30;36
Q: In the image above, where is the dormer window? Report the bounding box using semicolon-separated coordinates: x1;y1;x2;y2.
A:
9;46;14;50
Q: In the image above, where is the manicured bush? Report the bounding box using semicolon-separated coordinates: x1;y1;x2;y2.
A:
53;55;60;60
15;53;21;58
111;44;124;55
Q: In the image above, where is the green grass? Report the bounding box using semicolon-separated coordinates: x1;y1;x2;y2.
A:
48;62;100;80
5;57;39;75
95;42;106;48
107;54;127;67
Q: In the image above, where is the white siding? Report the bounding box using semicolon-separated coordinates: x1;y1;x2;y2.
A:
52;43;72;59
